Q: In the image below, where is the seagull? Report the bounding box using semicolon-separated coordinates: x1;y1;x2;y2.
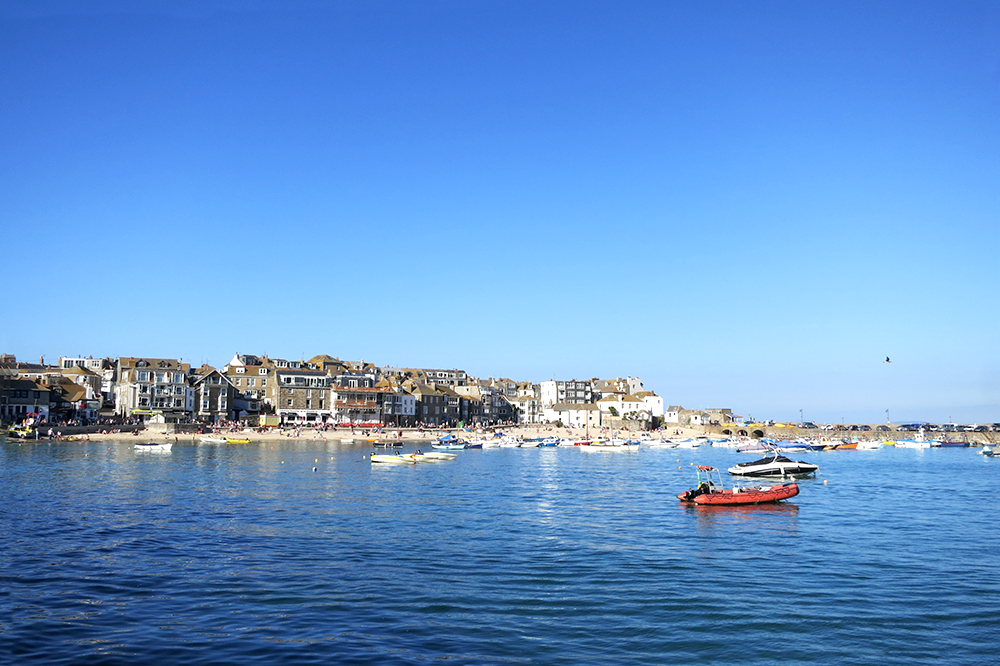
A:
884;357;891;363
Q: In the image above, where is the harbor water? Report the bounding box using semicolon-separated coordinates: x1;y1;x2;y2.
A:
5;438;1000;665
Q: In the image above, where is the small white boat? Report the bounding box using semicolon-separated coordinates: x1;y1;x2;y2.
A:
420;451;457;461
200;436;227;444
135;442;172;452
371;453;415;465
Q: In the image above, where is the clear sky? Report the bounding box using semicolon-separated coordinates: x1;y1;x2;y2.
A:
2;0;998;424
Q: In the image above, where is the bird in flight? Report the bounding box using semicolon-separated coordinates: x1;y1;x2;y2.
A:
884;357;891;363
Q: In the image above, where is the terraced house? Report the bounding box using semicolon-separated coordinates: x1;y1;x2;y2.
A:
191;366;235;423
115;357;192;422
276;367;331;425
331;372;385;425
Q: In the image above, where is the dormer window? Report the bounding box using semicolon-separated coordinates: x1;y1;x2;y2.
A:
236;368;245;374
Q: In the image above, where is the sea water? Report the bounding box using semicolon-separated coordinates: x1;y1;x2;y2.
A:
4;439;999;665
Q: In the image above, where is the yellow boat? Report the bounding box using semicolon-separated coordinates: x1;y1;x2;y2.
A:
7;425;35;439
225;437;252;444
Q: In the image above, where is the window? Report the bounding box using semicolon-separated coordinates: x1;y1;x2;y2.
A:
248;378;256;387
155;373;166;383
287;399;292;407
261;378;267;386
137;371;149;381
173;373;183;383
236;368;245;374
235;378;241;386
259;368;267;375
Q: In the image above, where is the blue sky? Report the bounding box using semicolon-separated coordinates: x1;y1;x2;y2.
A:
2;0;998;424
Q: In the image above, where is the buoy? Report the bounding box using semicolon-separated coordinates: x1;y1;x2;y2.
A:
312;467;317;472
824;479;828;485
315;459;318;463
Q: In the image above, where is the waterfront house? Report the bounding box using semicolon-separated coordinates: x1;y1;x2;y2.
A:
275;367;331;425
509;394;541;424
190;366;235;424
377;380;416;426
331;372;385;425
541;403;601;430
540;379;593;408
115;357;193;422
0;372;50;424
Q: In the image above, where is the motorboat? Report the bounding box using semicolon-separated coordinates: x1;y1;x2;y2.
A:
678;465;799;505
728;452;819;478
737;440;772;454
200;436;227;444
419;451;457;461
370;453;415;465
895;430;937;449
225;437;252;444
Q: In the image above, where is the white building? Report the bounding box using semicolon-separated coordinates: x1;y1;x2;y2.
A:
540;379;592;408
510;394;541;424
115;357;193;422
542;403;601;430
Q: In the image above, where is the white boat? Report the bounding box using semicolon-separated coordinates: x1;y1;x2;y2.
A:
370;453;415;465
199;436;227;444
420;451;457;461
728;453;819;478
895;430;936;449
135;442;172;452
645;439;677;449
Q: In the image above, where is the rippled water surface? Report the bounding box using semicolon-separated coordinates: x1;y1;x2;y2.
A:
4;438;1000;664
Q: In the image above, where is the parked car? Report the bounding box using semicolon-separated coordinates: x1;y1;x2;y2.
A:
859;425;871;431
800;422;818;429
876;425;891;431
821;424;837;431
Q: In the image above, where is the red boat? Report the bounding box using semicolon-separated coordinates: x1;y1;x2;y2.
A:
678;465;799;505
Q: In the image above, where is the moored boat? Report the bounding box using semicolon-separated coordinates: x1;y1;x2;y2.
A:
225;437;252;444
678;465;799;505
135;441;172;452
371;453;416;465
728;452;819;478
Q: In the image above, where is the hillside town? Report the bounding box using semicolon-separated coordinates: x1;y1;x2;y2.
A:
0;353;734;431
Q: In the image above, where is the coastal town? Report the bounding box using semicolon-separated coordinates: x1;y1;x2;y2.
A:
0;352;729;433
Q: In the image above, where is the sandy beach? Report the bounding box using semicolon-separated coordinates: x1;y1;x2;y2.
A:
51;423;710;445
